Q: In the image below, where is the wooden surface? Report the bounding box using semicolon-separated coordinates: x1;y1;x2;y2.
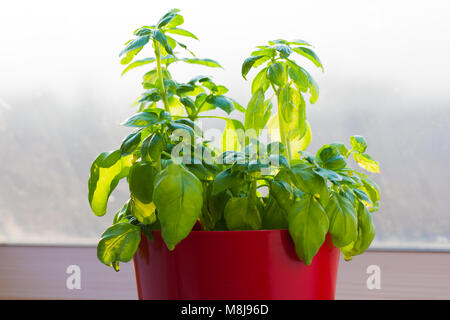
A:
0;245;448;299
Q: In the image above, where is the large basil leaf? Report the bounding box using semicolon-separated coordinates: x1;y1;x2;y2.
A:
244;88;266;133
266;62;286;87
121;112;159;127
128;161;157;204
131;198;157;225
222;119;245;152
352;202;375;254
341;202;375;260
97;222;141;271
288;194;329;265
356;172;380;211
290;121;312;157
224;196;262;230
141;132;165;163
325;193;358;247
120;130;142;156
270;179;295;212
290;165;330;207
262;197;288;229
212;168;244;195
287;60;309;92
251;67;270;94
88;151;133;216
153;163;203;250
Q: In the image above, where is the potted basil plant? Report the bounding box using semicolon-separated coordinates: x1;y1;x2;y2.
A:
88;9;381;300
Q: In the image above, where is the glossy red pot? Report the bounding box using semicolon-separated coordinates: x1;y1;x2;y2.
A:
133;230;340;300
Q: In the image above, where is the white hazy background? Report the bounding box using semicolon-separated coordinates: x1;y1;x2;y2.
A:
0;0;449;249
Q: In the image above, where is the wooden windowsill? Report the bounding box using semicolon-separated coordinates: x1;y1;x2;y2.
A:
0;245;448;299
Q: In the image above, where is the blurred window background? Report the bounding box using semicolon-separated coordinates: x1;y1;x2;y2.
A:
0;0;448;249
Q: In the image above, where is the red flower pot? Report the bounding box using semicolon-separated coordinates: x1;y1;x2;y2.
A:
133;230;340;300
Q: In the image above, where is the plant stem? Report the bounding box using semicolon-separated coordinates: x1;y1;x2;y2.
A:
153;40;170;113
272;83;292;164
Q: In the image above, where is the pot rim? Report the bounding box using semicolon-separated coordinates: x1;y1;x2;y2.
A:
150;229;289;234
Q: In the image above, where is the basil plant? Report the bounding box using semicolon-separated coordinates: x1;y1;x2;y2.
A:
88;9;381;271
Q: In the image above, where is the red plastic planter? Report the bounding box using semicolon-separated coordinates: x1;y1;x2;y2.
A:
133;230;340;300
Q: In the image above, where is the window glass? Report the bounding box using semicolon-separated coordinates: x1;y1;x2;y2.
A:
0;0;448;248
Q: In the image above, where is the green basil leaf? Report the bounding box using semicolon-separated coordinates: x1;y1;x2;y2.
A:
212;168;244;195
312;167;343;183
134;27;153;36
353;153;380;173
113;200;132;224
341;202;375;259
269;154;289;167
141;132;165;163
120;130;142;156
317;145;347;170
290;165;329;208
242;55;265;79
179;96;195;109
175;83;194;95
206;95;234;114
292;46;324;71
152;29;173;55
229;98;245;113
251;67;270;94
267;62;287;87
267;141;286;155
121;57;156;75
353;188;372;206
325;193;358;248
175;119;203;136
290;121;312;156
131;198;157;225
262;197;288;229
121;112;159;127
119;35;150;58
330;143;349;156
287;60;309;92
165;28;198;40
270;179;295;212
166;14;184;29
88;151;133;216
288;39;312;46
129;161;157;204
308;74;319;104
350;135;368;153
156;9;180;28
244;88;266;133
356;172;380;205
97;222;141;271
222;119;245;152
271;44;291;58
288;194;329;265
180;58;222;68
153;163;203;250
224;197;262;230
